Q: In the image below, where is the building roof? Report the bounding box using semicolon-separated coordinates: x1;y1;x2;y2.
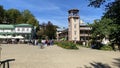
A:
15;24;33;27
0;32;15;35
0;24;33;29
0;24;14;29
68;9;79;13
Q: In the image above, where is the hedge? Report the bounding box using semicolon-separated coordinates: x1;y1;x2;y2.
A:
55;41;78;50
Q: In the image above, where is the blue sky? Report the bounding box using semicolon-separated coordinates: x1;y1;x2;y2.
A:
0;0;104;27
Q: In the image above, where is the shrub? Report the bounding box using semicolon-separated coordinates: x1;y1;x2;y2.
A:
100;45;113;51
55;41;78;50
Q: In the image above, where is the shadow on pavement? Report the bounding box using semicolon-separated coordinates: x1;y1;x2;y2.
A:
113;58;120;67
89;62;111;68
79;62;111;68
79;58;120;68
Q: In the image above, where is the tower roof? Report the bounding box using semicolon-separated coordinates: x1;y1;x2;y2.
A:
68;9;79;13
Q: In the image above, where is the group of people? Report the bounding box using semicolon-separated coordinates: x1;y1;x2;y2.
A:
41;39;54;46
39;39;54;49
29;39;54;49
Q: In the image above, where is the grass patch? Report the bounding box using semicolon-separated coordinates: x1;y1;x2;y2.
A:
100;45;113;51
55;41;79;50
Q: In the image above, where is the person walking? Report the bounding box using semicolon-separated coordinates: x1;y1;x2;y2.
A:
39;40;44;49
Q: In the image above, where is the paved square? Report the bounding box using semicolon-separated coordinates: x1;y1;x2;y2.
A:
0;44;120;68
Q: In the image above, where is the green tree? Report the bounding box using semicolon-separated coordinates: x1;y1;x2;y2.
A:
0;5;5;23
27;16;39;27
46;21;57;39
6;9;21;24
22;10;33;22
37;23;47;39
37;28;45;39
90;18;115;41
103;1;120;44
88;0;120;44
37;21;57;39
16;15;24;24
22;10;39;27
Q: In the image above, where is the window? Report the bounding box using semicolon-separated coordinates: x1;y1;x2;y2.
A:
74;37;77;40
22;28;25;31
74;24;76;28
74;31;76;35
74;18;76;22
26;28;29;31
17;28;20;31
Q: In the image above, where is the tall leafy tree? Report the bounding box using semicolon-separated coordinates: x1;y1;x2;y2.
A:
88;0;120;44
46;21;57;39
90;18;115;41
37;21;57;39
27;16;39;27
103;1;120;44
0;5;5;23
0;5;39;26
37;28;45;39
16;15;25;23
22;10;39;27
37;23;47;39
22;10;32;22
6;9;21;24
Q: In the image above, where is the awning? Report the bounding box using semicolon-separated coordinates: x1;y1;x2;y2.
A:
6;35;13;39
0;35;7;39
13;35;24;39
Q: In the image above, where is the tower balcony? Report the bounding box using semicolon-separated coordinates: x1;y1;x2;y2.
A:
68;15;79;19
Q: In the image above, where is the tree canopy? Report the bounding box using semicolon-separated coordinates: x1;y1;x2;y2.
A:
88;0;120;44
0;5;39;27
0;5;6;24
37;21;57;39
89;18;116;41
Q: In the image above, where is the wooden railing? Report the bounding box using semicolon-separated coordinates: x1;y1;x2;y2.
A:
0;59;15;68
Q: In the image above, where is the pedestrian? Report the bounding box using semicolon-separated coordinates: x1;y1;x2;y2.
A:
38;42;43;49
47;40;50;46
118;46;120;52
45;40;48;46
51;40;54;45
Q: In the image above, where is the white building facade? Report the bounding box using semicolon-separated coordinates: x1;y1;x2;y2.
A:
0;24;34;41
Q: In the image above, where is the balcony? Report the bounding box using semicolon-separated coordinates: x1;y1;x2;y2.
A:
80;34;91;36
80;27;91;30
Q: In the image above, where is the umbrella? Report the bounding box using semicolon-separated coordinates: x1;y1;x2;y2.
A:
14;35;24;39
6;35;13;39
0;35;7;39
